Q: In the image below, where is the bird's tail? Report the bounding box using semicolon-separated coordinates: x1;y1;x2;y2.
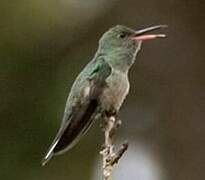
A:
41;99;99;166
41;140;59;166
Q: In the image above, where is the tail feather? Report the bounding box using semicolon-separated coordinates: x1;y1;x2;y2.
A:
41;100;98;166
41;140;59;166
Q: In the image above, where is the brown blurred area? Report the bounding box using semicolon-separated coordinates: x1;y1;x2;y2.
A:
0;0;204;179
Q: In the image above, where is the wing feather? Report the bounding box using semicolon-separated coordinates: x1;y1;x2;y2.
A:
41;58;111;165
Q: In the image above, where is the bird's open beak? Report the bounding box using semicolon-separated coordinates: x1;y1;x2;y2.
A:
132;25;167;41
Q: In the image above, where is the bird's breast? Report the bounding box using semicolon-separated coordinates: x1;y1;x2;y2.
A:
100;69;130;111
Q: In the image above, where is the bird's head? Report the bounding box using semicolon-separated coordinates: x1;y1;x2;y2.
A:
98;25;167;71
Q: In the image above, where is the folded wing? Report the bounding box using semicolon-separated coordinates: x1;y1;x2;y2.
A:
41;58;111;166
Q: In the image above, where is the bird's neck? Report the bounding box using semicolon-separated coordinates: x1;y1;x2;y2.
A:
95;42;141;73
108;55;134;73
102;50;138;73
95;43;141;73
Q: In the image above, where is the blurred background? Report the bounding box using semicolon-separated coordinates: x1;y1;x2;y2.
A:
0;0;204;179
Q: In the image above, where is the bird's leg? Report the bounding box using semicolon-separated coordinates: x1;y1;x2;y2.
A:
100;111;128;180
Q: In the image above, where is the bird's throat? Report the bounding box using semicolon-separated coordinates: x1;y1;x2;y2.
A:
105;46;140;73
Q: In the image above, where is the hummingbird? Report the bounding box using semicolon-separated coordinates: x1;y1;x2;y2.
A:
42;24;166;166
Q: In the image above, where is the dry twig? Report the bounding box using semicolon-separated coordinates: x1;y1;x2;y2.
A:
100;116;128;180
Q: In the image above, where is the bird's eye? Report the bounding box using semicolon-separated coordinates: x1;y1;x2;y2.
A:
118;33;126;39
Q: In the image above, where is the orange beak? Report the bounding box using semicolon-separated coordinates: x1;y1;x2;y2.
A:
132;25;167;41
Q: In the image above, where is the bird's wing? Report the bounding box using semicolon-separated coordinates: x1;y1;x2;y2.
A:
42;58;112;166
